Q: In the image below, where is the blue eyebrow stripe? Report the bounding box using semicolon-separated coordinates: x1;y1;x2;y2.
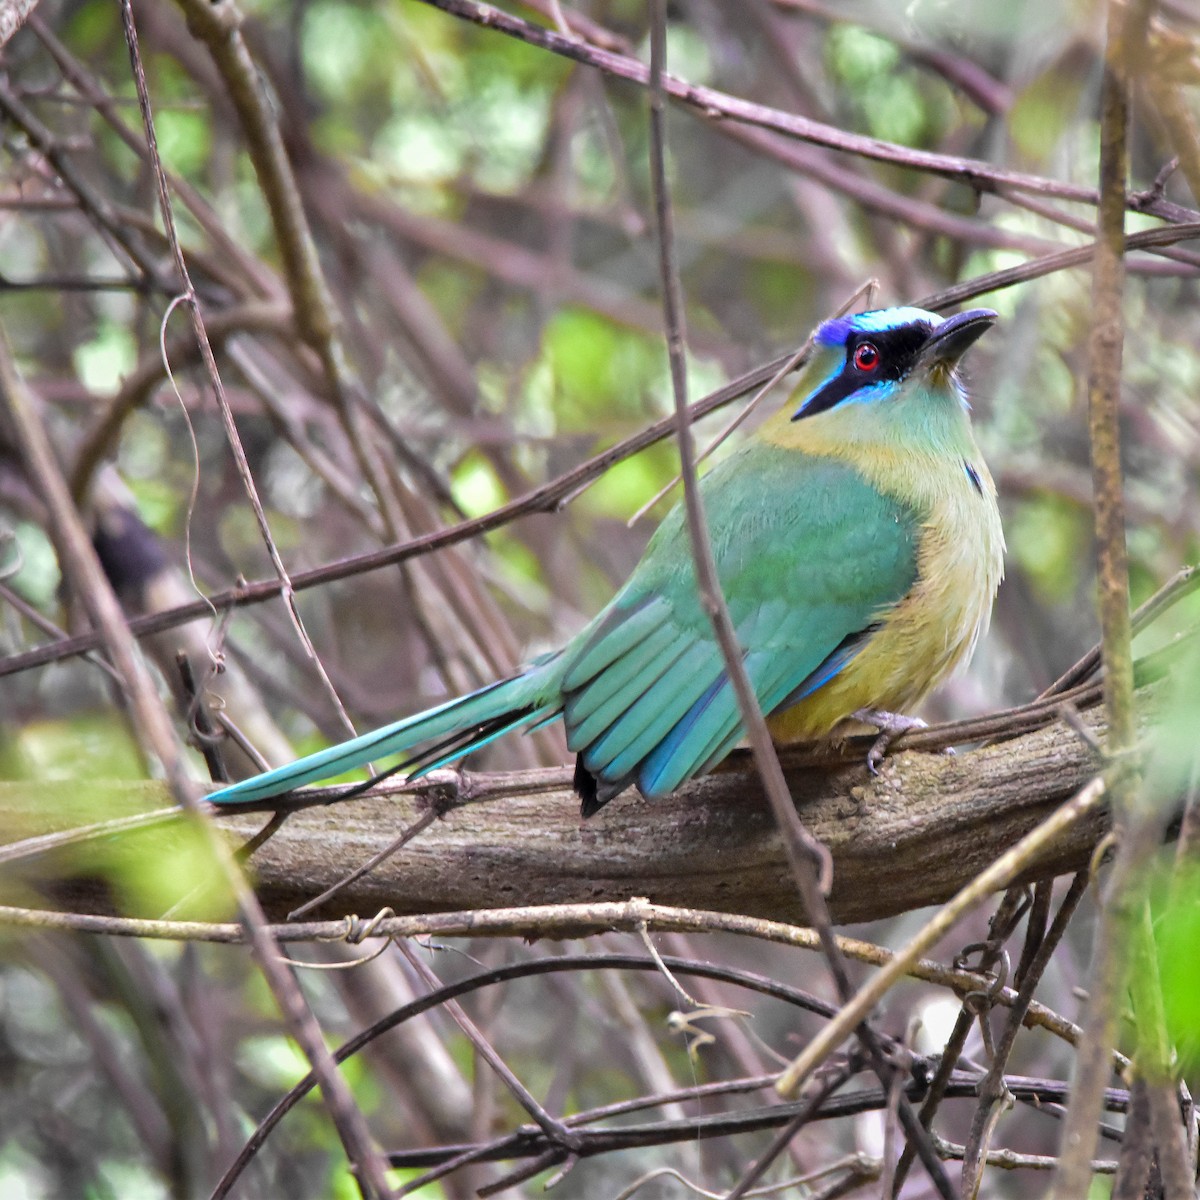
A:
815;306;938;346
815;317;854;347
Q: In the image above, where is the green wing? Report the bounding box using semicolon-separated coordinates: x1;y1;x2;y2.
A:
560;442;920;803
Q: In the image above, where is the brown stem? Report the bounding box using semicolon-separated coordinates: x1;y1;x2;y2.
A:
172;0;407;544
413;0;1126;209
4;231;1200;685
112;7;396;1194
960;873;1089;1196
645;11;951;1193
1050;5;1156;1192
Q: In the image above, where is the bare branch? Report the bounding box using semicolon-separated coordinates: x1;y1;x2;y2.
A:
1;699;1120;926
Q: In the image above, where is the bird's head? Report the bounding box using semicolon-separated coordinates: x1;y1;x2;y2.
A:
788;306;996;424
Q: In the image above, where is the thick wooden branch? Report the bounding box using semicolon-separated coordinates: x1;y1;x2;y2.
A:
1;710;1109;927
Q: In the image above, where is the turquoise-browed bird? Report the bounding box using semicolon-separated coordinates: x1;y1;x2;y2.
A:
207;306;1004;816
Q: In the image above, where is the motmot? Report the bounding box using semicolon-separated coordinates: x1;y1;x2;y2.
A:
207;306;1004;816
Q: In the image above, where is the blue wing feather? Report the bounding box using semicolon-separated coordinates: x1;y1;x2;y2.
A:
563;443;920;801
210;442;919;809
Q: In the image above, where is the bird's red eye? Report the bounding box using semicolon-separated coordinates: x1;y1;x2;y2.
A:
853;342;880;372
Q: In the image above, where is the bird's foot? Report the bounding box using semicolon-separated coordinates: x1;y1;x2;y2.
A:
852;709;927;774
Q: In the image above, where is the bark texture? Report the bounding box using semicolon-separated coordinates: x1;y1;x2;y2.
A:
0;711;1108;926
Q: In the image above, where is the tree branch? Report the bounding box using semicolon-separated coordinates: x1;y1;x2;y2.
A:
0;702;1118;926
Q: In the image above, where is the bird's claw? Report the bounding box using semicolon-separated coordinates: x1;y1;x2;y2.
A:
854;709;928;775
865;739;887;776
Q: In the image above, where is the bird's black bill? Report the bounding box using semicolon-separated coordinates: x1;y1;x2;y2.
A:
920;308;996;365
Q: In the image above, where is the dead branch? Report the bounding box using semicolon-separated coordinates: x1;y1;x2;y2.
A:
0;705;1114;927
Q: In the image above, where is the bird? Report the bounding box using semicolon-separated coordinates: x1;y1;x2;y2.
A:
206;305;1004;816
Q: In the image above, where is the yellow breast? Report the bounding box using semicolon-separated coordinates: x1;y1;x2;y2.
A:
762;421;1005;743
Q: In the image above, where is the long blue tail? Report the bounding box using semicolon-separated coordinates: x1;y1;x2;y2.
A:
206;662;561;806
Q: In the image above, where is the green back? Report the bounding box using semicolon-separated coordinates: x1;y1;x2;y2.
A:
559;442;920;797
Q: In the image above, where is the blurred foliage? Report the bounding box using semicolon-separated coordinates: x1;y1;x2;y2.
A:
0;0;1197;1195
1150;619;1200;1070
1159;865;1200;1070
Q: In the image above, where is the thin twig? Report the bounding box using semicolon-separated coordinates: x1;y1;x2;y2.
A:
211;950;871;1199
645;16;952;1195
204;947;1125;1197
172;0;404;540
0;78;170;290
1049;3;1156;1193
959;872;1089;1196
286;808;440;921
0;897;1114;1058
412;0;1156;211
722;1061;859;1200
1112;1080;1156;1200
382;1070;1134;1169
116;9;395;1195
894;886;1033;1195
4;227;1200;685
399;945;582;1153
776;776;1109;1097
624;278;875;526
